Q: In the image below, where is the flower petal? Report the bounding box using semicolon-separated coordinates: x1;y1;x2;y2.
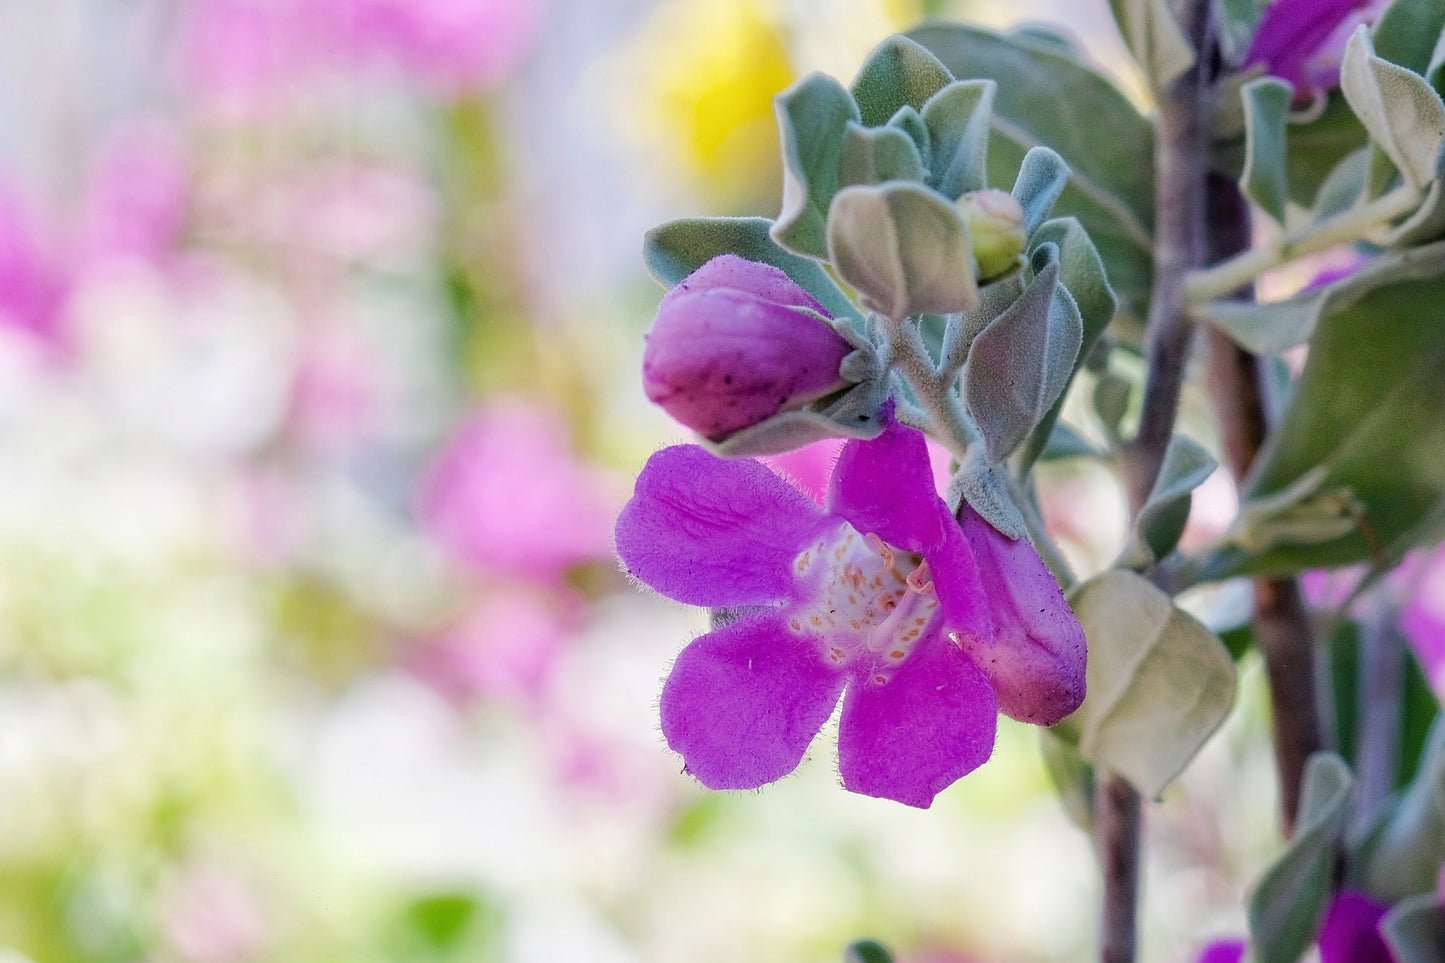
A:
661;253;828;315
1319;890;1391;963
828;414;946;553
837;633;998;807
660;612;845;790
616;445;827;607
948;504;1087;725
1194;940;1246;963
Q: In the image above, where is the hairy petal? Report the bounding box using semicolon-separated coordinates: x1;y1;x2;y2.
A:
951;503;1086;726
660;612;845;790
829;415;946;554
616;445;827;607
659;253;828;314
837;633;998;808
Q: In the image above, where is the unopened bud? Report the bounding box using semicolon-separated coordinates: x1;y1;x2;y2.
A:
643;255;855;441
956;189;1027;281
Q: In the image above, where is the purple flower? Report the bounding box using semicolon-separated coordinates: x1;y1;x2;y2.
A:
1244;0;1383;94
1194;890;1393;963
642;254;855;441
615;412;1085;807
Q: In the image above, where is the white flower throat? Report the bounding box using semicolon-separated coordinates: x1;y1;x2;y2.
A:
787;521;941;684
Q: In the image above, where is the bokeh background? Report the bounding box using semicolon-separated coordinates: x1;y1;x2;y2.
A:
0;1;1297;960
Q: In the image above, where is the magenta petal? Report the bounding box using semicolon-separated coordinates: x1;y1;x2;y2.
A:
660;612;845;790
616;445;827;607
829;416;947;554
1244;0;1368;88
1195;940;1246;963
837;633;998;807
661;253;828;315
949;504;1087;725
1319;891;1391;963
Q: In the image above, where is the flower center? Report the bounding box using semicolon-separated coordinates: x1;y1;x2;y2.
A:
786;521;941;684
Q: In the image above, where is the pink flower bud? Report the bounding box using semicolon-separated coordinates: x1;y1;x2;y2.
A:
953;502;1086;726
642;255;855;440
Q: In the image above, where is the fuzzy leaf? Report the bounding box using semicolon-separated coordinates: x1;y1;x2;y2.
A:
850;35;955;128
844;941;895;963
1011;147;1071;234
772;74;863;259
1107;0;1196;92
1215;0;1266;67
705;379;889;457
1381;893;1445;963
644;216;864;325
1355;718;1445;904
1340;27;1445;192
1040;729;1096;830
941;271;1025;372
1373;0;1445;75
1195;261;1445;577
1240;77;1293;224
921;79;996;199
837;122;927;188
908;23;1155;328
964;257;1082;462
1121;435;1218;567
1248;753;1355;963
1057;570;1236;798
945;448;1028;539
827;182;979;320
886;105;932;170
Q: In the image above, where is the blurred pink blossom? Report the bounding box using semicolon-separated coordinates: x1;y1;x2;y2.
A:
419;398;616;584
160;866;270;963
177;0;315;117
286;328;383;453
1400;548;1445;702
0;178;69;349
409;588;577;703
77;122;190;268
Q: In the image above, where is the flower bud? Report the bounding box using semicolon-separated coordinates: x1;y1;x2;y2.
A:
951;501;1086;726
642;254;855;440
956;188;1027;281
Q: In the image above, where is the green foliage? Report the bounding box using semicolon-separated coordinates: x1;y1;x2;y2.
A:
1120;435;1218;567
1372;0;1445;75
773;75;861;259
964;255;1082;462
1040;729;1096;830
1355;718;1445;903
1340;28;1445;193
1213;0;1266;67
844;940;895;963
642;216;864;324
921;79;996;199
908;22;1155;327
1010;147;1071;235
827;182;980;319
1239;77;1293;224
1200;266;1445;576
1057;570;1236;798
1381;892;1445;963
1106;0;1196;92
1248;753;1354;963
838;122;927;188
849;36;954;127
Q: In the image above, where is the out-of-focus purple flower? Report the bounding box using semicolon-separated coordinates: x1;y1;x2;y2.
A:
1193;890;1393;963
614;411;1085;807
285;328;382;453
409;589;576;703
318;0;548;94
1244;0;1386;95
1400;548;1445;702
0;179;68;349
77;122;189;268
177;0;314;117
419;399;616;585
643;254;856;440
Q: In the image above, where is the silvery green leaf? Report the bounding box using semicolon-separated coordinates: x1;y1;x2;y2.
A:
1038;420;1104;461
772;74;862;260
1239;77;1294;224
1011;147;1071;234
1373;0;1445;74
1340;27;1445;192
921;79;996;200
907;23;1155;329
965;257;1083;463
1222;466;1362;555
941;271;1024;372
643;216;865;325
1387;177;1445;245
1120;435;1218;568
886;105;932;171
705;378;889;457
1354;717;1445;903
1107;0;1197;92
826;182;980;320
1198;237;1445;353
850;35;955;128
1248;753;1355;963
1311;146;1371;219
1381;893;1445;963
837;121;927;188
945;448;1028;539
1214;0;1266;67
1093;372;1132;444
1056;569;1236;798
